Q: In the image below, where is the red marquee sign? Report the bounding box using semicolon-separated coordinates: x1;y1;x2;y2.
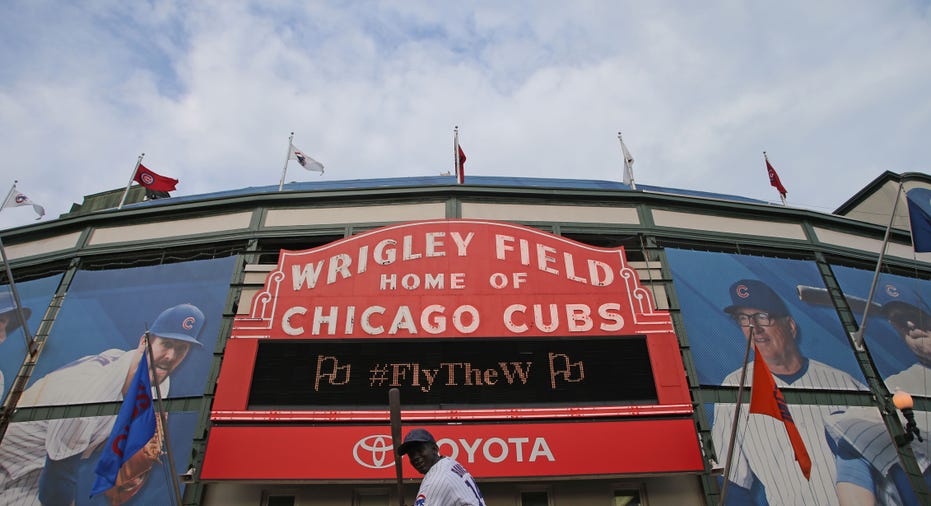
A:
206;220;699;479
237;219;673;339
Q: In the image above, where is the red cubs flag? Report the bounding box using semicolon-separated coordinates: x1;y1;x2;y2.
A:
134;164;179;192
749;344;811;479
456;145;467;185
766;159;787;198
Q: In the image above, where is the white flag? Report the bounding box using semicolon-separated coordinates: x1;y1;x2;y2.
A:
2;188;45;219
289;143;325;173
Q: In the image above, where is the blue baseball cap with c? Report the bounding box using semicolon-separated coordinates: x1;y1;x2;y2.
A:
149;303;205;346
723;279;790;317
875;281;931;317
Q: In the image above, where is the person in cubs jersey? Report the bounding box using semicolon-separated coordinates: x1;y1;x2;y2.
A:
713;279;867;505
397;428;485;506
825;282;931;505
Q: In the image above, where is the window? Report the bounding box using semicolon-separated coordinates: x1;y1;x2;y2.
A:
354;488;390;506
521;491;550;506
614;489;643;506
265;495;295;506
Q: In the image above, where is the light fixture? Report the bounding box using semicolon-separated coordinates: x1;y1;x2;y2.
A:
893;389;923;446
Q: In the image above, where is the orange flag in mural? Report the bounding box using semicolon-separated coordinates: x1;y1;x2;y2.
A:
748;344;812;480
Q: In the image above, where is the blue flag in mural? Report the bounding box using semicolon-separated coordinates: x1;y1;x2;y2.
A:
90;353;156;497
906;187;931;253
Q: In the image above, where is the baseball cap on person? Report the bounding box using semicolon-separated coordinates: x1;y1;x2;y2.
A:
149;303;205;346
723;279;790;317
0;291;31;333
875;282;931;318
396;428;437;455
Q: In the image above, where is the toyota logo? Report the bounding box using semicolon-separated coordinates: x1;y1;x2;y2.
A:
353;434;396;469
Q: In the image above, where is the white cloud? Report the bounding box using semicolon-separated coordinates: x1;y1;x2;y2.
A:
1;0;930;230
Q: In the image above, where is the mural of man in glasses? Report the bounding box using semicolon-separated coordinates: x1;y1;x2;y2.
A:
713;279;865;505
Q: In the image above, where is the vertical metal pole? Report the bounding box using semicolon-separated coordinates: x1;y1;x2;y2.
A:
454;126;462;184
851;179;904;350
719;331;754;505
144;331;184;506
119;154;145;209
0;235;35;354
279;132;294;192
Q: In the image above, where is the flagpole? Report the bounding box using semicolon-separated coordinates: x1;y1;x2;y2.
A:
2;182;16;210
618;132;636;189
144;330;184;506
0;235;35;355
0;181;36;354
719;330;755;505
118;154;145;209
850;179;905;350
279;132;294;192
454;126;462;184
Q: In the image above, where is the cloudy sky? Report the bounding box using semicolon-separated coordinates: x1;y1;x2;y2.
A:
1;1;929;230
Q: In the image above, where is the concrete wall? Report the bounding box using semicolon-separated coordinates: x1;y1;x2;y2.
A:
201;475;704;506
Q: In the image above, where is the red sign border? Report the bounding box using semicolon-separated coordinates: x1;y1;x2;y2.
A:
213;220;692;421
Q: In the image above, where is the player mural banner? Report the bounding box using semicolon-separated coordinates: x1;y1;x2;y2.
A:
206;220;702;480
20;256;235;401
0;257;235;506
832;265;931;395
831;265;931;505
667;249;876;505
0;411;201;505
666;248;866;388
0;274;61;401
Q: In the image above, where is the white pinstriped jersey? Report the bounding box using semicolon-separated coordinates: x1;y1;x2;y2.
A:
825;406;929;505
414;456;485;506
0;348;169;504
823;364;931;504
713;358;866;505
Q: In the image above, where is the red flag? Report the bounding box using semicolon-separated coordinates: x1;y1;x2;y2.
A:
766;159;787;198
749;344;811;479
456;145;467;185
134;164;178;192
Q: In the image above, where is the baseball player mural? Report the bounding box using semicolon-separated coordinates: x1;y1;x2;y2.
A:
0;257;234;506
666;249;869;505
397;428;485;506
0;290;31;396
0;276;59;400
824;268;931;505
0;304;204;505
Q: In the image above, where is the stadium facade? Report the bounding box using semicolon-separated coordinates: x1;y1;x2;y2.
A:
0;172;930;506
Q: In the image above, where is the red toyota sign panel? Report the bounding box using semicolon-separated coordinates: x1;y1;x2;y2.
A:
200;419;704;480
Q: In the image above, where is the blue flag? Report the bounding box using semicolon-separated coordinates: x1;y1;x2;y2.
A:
907;188;931;253
91;353;157;497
